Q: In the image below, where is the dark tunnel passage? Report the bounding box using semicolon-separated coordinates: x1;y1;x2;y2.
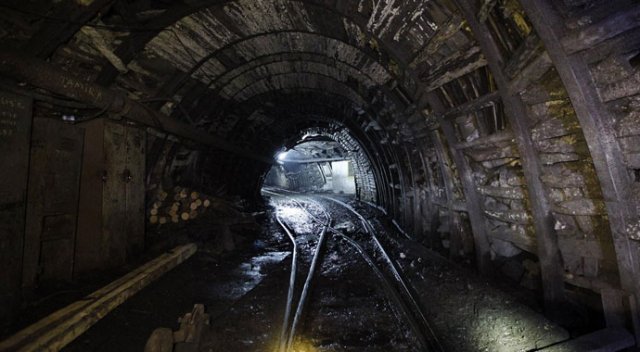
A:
263;126;374;197
1;0;640;351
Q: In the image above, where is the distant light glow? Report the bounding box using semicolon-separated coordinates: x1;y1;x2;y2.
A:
277;151;289;161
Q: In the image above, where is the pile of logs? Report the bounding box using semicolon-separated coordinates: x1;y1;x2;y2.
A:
148;186;213;225
147;185;262;253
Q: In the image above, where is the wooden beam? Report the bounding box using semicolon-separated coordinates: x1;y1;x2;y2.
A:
443;91;502;120
454;130;514;150
504;32;544;78
420;46;488;91
23;0;114;58
429;128;467;257
504;32;554;94
0;50;274;164
426;93;493;273
80;26;129;74
520;0;640;337
455;0;567;311
561;4;640;54
0;244;197;352
508;51;552;95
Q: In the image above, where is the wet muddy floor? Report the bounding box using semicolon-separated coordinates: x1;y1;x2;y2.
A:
62;192;569;351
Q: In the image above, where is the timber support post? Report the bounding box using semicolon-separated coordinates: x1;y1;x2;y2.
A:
454;0;567;312
519;0;640;341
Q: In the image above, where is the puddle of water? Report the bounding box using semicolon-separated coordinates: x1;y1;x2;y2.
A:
209;251;290;300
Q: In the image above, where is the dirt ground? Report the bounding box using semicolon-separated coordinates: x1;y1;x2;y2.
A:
59;193;572;351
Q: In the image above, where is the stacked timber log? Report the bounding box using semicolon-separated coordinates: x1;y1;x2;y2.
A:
147;185;261;254
147;186;213;226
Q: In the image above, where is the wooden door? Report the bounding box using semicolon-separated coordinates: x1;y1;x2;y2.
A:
103;121;145;267
23;118;84;287
0;91;32;322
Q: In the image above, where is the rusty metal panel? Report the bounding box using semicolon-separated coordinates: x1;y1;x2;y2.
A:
24;118;84;288
103;121;127;267
0;91;32;323
125;126;145;257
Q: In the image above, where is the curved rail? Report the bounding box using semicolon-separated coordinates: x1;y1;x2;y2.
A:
275;214;299;352
286;225;328;350
320;195;444;352
328;229;432;350
270;191;331;351
265;189;443;351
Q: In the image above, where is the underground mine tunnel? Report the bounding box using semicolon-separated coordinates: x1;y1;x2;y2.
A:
1;0;640;351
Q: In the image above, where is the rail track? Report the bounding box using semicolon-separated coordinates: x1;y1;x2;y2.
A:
262;188;444;352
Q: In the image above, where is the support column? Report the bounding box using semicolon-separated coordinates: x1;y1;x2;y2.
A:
426;93;492;273
454;0;567;309
519;0;640;337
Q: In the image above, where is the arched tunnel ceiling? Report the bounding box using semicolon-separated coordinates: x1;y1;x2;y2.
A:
0;0;481;157
66;0;471;148
2;0;640;340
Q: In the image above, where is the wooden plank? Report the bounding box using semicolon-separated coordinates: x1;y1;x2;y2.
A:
22;119;48;289
125;126;146;257
74;119;106;274
508;51;552;94
504;32;544;79
421;47;488;91
430;129;462;254
426;93;493;272
455;0;567;311
23;119;84;288
0;91;32;325
443;91;501;120
454;130;514;150
103;121;128;268
0;243;197;352
561;4;640;54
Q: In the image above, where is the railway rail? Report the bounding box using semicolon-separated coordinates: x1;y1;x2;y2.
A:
262;188;444;352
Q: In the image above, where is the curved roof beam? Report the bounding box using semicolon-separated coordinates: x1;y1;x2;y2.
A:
96;0;428;90
211;51;387;89
213;54;382;94
164;50;389;121
146;30;394;93
227;70;370;102
230;74;368;106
